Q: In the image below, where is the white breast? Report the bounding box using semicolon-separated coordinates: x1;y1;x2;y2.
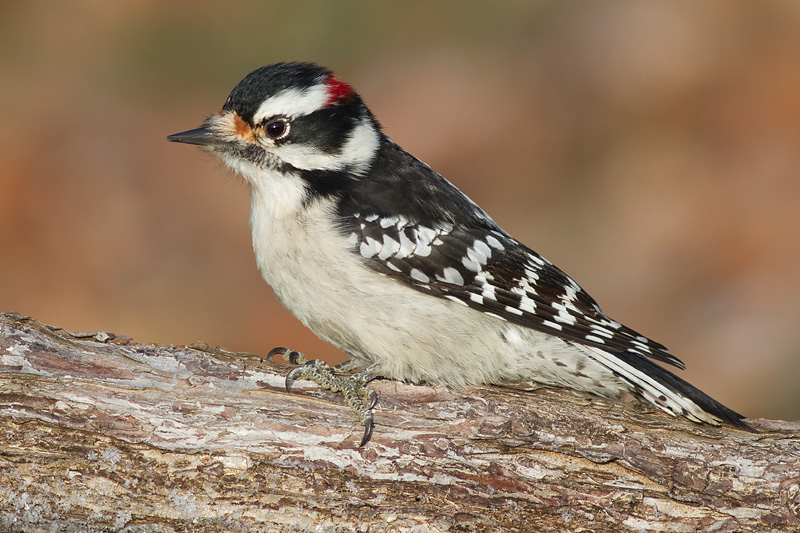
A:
244;172;623;394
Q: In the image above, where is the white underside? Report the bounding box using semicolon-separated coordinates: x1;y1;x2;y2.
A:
245;175;621;393
240;164;721;426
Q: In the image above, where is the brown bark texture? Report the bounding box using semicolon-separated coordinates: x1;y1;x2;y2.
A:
0;311;798;532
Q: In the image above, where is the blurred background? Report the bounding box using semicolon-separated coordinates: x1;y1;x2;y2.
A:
1;1;798;421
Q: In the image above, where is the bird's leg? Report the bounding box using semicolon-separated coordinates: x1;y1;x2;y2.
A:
266;348;379;446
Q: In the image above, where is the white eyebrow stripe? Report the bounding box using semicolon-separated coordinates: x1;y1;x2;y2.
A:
253;83;329;122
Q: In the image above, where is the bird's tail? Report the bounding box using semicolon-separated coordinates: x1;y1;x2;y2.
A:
583;345;755;432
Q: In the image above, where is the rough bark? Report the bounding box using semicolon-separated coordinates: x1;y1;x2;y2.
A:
0;312;797;532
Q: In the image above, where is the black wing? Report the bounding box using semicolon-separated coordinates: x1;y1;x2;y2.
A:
332;138;753;431
339;211;685;370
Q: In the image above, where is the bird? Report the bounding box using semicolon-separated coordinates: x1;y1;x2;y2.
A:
168;61;753;446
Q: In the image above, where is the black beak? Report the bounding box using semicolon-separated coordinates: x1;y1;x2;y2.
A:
167;126;218;146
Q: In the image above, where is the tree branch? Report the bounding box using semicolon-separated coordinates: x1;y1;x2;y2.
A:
0;312;798;531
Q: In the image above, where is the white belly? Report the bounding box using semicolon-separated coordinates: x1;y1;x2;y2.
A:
249;193;623;394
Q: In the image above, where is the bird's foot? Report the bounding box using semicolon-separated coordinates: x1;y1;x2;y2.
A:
267;348;378;446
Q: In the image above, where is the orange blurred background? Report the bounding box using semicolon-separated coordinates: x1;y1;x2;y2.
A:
1;2;798;420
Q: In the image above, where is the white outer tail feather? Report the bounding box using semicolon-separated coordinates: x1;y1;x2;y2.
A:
577;344;723;426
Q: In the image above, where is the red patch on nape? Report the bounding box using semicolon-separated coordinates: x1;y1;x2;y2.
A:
324;75;355;106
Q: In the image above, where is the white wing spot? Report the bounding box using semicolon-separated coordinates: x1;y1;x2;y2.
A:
397;231;416;259
360;237;380;258
444;295;469;307
465;246;488;268
410;268;430;283
438;267;464;286
378;234;401;260
414;240;432;257
380;216;399;228
563;286;579;302
519;294;536;314
631;340;652;354
523;268;540;282
416;226;438;244
472;239;492;259
485;234;504;250
461;255;482;273
478;277;496;302
555;308;577;325
590;326;614;339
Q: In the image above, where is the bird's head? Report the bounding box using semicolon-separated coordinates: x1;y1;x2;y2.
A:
168;62;381;196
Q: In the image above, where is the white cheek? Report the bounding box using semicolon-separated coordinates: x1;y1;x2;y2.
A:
275;118;379;173
274;144;342;172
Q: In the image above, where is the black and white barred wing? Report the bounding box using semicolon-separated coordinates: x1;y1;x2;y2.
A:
345;213;685;370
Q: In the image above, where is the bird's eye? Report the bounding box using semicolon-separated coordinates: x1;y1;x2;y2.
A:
264;118;290;140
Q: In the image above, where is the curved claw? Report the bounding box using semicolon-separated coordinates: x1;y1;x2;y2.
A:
285;365;305;392
266;347;287;361
368;390;379;410
360;416;374;447
267;347;304;365
279;358;378;446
